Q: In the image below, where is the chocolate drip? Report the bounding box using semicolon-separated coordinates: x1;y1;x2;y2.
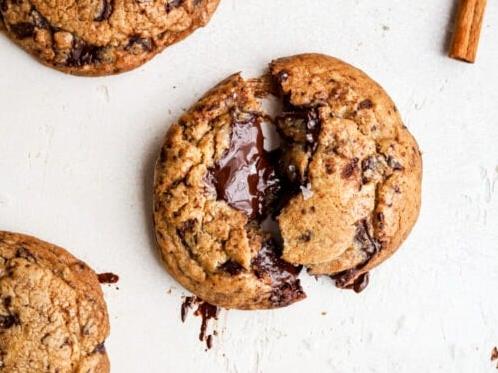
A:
194;301;218;343
180;296;195;322
333;271;370;293
180;297;218;349
207;112;279;220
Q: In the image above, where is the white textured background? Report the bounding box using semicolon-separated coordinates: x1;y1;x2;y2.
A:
1;0;498;372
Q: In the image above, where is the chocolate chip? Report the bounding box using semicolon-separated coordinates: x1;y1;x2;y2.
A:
165;0;182;12
358;99;373;110
0;314;19;329
93;343;106;354
31;9;49;29
94;0;113;21
177;219;197;248
299;230;312;242
0;0;7;12
270;280;305;307
387;156;404;171
325;162;335;175
252;240;305;306
377;212;385;223
341;158;359;179
15;247;35;261
67;41;103;66
10;22;35;39
126;36;153;52
2;297;11;308
219;260;243;276
354;219;380;256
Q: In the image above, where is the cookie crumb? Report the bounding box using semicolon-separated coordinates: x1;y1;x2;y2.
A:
491;346;498;368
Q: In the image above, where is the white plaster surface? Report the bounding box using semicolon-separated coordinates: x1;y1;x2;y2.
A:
1;1;498;372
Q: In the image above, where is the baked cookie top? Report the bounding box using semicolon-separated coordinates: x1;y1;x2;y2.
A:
0;231;110;372
0;0;220;75
153;53;422;309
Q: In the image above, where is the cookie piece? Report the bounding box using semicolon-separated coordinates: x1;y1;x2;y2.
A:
0;232;110;372
0;0;219;75
153;53;422;309
271;54;422;290
153;74;306;310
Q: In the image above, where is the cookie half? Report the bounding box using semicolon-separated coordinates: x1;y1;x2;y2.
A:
0;231;110;372
153;53;422;309
0;0;220;76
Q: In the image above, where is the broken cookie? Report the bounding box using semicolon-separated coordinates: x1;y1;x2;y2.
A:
153;53;422;309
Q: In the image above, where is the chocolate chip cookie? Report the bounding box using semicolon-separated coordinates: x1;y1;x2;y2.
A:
0;231;110;372
0;0;220;75
153;53;422;309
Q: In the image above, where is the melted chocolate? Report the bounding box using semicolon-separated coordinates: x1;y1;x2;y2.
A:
194;300;218;344
252;240;305;306
181;297;218;349
97;273;119;284
208;113;279;220
219;260;244;276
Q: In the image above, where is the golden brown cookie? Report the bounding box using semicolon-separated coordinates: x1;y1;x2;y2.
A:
0;0;220;76
153;53;422;309
0;231;110;372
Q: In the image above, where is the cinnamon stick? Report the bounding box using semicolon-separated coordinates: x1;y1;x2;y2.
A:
449;0;487;63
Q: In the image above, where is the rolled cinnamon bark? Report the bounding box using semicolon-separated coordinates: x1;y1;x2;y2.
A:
449;0;488;63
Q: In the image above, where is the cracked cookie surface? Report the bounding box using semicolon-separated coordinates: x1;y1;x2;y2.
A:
0;0;220;75
153;53;422;309
0;231;110;372
271;54;422;290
